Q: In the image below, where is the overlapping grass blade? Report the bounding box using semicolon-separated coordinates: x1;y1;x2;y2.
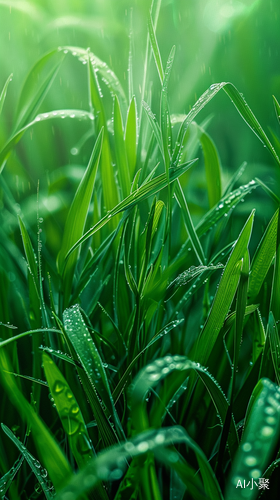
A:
1;424;54;499
64;158;197;264
269;205;280;321
160;45;175;169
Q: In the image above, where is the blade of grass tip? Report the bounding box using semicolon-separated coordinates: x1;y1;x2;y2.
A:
248;208;278;305
64;158;197;264
0;455;24;500
148;10;164;85
225;379;280;500
114;95;131;199
193;210;255;366
14;49;65;131
139;0;162;124
0;109;95;174
0;350;72;491
175;179;205;264
0;74;13;116
223;161;247;196
57;128;103;308
1;424;54;500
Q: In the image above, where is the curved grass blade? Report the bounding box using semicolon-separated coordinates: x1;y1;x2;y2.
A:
0;328;62;349
255;177;280;204
57;128;103;307
0;109;94;174
172;82;280;169
64;158;197;266
14;49;64;131
193;210;255;366
0;73;12;116
161;45;175;169
225;378;280;500
55;426;223;500
1;424;54;499
0;350;72;491
273;94;280;126
194;123;222;208
61;46;128;113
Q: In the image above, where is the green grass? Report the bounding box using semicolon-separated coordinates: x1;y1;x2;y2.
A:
1;1;280;499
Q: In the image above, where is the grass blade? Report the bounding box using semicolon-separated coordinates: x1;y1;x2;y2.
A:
64;158;197;264
0;74;12;116
193;210;255;366
57;128;103;307
124;96;137;180
114;95;131;199
148;11;164;85
14;49;64;131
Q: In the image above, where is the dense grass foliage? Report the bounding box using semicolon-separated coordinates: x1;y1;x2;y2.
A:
1;1;280;499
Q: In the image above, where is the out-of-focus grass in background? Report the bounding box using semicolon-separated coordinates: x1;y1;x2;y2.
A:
1;0;280;167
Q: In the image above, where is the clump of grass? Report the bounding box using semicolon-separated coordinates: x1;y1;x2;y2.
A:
1;3;280;500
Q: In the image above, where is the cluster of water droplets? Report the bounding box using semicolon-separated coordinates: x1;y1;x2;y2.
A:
34;109;94;123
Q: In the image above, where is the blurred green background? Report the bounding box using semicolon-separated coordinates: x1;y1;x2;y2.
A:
1;0;280;163
1;0;280;238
